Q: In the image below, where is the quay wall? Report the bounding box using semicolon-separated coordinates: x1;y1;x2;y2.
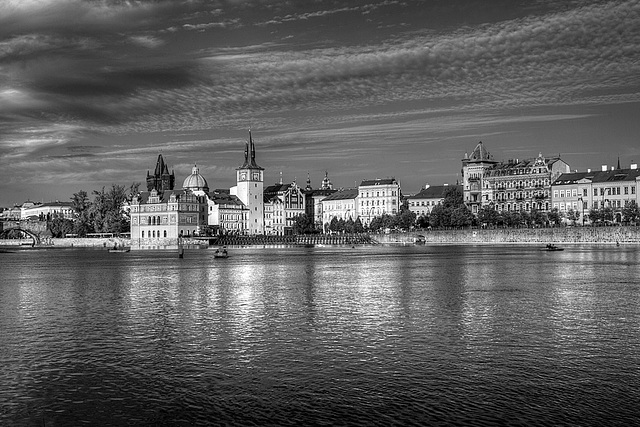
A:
4;227;638;248
375;226;640;245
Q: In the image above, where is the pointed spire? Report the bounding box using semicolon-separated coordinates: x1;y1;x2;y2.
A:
617;156;621;170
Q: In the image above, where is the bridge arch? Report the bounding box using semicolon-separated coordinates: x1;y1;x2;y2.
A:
0;227;41;245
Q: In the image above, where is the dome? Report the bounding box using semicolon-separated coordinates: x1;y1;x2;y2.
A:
182;165;209;192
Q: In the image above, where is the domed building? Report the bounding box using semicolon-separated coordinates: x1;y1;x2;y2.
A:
182;165;209;194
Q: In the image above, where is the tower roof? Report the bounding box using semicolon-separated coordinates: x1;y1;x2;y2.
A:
466;141;496;163
182;164;209;192
239;130;264;170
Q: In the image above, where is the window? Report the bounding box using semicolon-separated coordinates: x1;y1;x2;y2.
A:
583;188;587;196
142;231;145;238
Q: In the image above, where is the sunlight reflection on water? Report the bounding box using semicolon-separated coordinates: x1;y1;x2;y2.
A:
1;245;639;425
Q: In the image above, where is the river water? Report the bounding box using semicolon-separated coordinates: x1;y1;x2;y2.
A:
1;244;639;426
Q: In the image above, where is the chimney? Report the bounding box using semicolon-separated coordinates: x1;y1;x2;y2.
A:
632;164;638;170
602;165;607;172
587;168;591;173
424;183;430;189
610;166;614;171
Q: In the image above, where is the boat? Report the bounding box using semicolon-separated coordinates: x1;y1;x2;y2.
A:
414;234;426;245
214;247;229;258
108;248;130;253
543;244;564;252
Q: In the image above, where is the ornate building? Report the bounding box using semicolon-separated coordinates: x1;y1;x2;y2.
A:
461;141;497;214
230;131;264;235
146;154;175;191
462;141;570;214
264;180;305;235
130;188;207;243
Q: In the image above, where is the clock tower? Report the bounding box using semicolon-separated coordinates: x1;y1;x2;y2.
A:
235;131;264;235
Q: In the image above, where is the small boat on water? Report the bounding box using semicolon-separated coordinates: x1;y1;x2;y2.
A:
543;244;564;252
214;247;229;258
109;248;130;253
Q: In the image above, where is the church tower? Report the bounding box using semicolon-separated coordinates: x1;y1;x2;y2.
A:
146;154;175;191
235;131;264;235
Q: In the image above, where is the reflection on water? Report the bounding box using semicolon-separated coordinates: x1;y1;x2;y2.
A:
1;245;639;426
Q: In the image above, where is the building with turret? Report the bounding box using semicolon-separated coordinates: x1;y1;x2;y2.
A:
462;141;570;214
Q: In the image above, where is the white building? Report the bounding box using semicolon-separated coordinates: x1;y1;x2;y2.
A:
357;178;400;227
130;188;207;242
20;201;74;220
230;131;264;235
406;184;460;218
321;188;358;231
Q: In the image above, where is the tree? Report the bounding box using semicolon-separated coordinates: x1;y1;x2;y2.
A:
450;205;473;228
344;218;355;234
622;201;640;225
477;206;500;227
588;207;603;225
71;190;93;237
396;207;416;230
416;214;430;229
91;184;130;233
353;217;365;233
293;213;316;234
566;208;579;226
429;204;448;228
47;212;75;238
547;208;562;226
329;216;339;233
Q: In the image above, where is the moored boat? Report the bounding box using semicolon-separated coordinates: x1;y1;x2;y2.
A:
214;247;229;258
543;244;564;251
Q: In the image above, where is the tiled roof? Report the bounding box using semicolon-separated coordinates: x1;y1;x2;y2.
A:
322;188;358;201
406;185;461;199
359;178;397;186
554;168;640;185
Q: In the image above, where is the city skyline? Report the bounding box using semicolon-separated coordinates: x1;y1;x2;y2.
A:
1;0;639;205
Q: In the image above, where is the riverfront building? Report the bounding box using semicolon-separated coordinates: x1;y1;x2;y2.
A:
321;188;358;232
357;178;401;227
304;172;337;231
406;184;461;218
462;141;570;214
264;181;306;235
19;201;74;221
130;188;207;240
551;163;640;224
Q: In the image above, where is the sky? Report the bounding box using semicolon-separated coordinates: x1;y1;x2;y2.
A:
1;0;639;206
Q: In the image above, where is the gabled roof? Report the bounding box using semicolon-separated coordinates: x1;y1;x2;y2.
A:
322;188;358;201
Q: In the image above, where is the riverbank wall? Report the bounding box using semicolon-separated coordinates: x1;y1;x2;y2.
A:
375;226;640;245
3;227;638;248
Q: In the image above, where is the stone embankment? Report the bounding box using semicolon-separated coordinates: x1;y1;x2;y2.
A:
375;226;640;245
216;234;376;246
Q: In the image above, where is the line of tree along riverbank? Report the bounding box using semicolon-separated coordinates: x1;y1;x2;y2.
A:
377;226;640;244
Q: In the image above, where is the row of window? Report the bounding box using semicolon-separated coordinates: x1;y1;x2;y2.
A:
359;190;398;198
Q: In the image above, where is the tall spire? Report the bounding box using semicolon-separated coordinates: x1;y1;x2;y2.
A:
617;156;621;170
239;129;263;170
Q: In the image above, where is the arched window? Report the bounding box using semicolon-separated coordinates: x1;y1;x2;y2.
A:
152;230;155;238
142;231;144;238
164;230;167;238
